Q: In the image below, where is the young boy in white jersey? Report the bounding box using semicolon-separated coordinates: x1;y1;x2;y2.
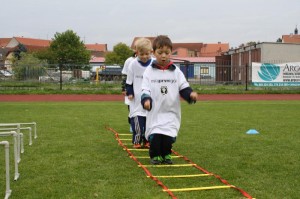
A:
141;35;198;164
126;38;153;149
122;52;136;133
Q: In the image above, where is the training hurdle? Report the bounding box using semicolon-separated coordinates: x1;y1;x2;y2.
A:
0;122;37;139
0;141;12;199
0;127;33;146
20;122;37;139
0;124;22;163
0;122;37;160
0;131;20;181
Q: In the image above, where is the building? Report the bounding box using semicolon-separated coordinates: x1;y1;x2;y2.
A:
217;42;300;83
131;36;229;57
0;37;107;71
131;36;229;81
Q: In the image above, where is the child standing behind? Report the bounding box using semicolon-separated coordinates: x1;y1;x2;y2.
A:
121;52;136;133
126;38;154;148
141;35;198;164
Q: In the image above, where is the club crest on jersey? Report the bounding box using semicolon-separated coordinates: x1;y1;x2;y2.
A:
161;86;168;95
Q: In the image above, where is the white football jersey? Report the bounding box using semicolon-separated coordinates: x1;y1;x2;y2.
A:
126;58;154;117
141;64;190;139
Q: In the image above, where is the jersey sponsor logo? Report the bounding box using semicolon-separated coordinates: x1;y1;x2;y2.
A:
151;79;177;83
135;75;143;79
161;86;168;95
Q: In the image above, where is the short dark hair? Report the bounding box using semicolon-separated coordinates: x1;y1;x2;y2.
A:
152;35;172;51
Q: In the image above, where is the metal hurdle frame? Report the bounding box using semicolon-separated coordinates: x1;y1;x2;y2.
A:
0;122;37;139
20;122;37;139
0;127;32;146
0;141;12;199
0;131;20;181
0;124;22;163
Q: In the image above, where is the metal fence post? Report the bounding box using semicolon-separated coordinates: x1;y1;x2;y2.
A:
245;63;248;91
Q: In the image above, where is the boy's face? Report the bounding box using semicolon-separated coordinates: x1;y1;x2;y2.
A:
153;46;172;66
137;49;152;63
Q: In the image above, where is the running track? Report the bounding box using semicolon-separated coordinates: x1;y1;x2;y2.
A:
0;94;299;101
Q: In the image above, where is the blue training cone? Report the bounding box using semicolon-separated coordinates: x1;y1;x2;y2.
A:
246;129;259;135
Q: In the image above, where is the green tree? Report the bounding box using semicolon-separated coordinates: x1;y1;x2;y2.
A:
13;52;47;80
105;43;133;66
49;30;91;89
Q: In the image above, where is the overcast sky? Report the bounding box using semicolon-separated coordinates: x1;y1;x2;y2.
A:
1;0;299;50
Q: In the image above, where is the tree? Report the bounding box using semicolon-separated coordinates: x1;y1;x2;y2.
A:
105;43;133;66
246;41;257;46
13;52;47;80
49;30;91;89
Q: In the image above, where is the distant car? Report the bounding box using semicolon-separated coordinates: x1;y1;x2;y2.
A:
0;70;13;78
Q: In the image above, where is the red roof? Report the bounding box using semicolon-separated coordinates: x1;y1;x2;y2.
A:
0;38;11;47
14;37;51;47
171;56;215;63
85;43;107;52
173;43;203;52
90;56;105;63
282;34;300;44
200;43;229;57
131;37;228;57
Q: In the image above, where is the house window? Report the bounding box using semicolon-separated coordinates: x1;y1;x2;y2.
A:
200;67;209;74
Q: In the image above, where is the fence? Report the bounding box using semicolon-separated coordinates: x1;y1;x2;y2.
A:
1;64;247;84
1;64;299;92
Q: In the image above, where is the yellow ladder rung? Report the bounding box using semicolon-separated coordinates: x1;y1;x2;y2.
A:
118;134;132;136
118;138;131;141
140;164;196;168
132;155;182;159
148;174;213;178
125;148;149;151
120;143;132;145
164;185;232;192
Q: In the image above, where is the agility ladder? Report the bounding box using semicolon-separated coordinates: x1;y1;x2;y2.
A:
106;126;254;199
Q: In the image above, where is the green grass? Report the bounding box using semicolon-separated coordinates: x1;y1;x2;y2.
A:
0;100;299;198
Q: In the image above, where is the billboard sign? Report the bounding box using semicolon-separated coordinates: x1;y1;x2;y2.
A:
252;62;300;86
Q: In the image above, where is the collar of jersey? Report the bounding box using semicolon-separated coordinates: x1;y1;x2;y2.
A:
152;61;176;71
137;58;152;67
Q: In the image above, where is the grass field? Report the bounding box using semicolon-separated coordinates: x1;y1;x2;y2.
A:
0;100;299;199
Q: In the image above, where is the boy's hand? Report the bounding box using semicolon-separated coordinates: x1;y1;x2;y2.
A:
190;92;198;101
128;95;134;100
144;99;151;110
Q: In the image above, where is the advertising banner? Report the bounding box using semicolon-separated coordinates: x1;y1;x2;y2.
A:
252;62;300;86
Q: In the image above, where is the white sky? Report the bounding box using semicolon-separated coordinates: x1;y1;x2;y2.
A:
1;0;299;50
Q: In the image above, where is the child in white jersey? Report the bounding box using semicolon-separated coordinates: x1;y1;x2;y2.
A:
122;52;136;133
126;38;153;148
141;35;198;164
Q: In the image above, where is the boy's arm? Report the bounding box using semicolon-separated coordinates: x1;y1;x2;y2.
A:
141;93;152;110
125;63;134;98
126;83;134;97
179;87;197;104
141;68;152;110
121;74;127;94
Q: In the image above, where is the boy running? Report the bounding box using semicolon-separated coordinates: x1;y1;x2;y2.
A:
141;35;198;164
